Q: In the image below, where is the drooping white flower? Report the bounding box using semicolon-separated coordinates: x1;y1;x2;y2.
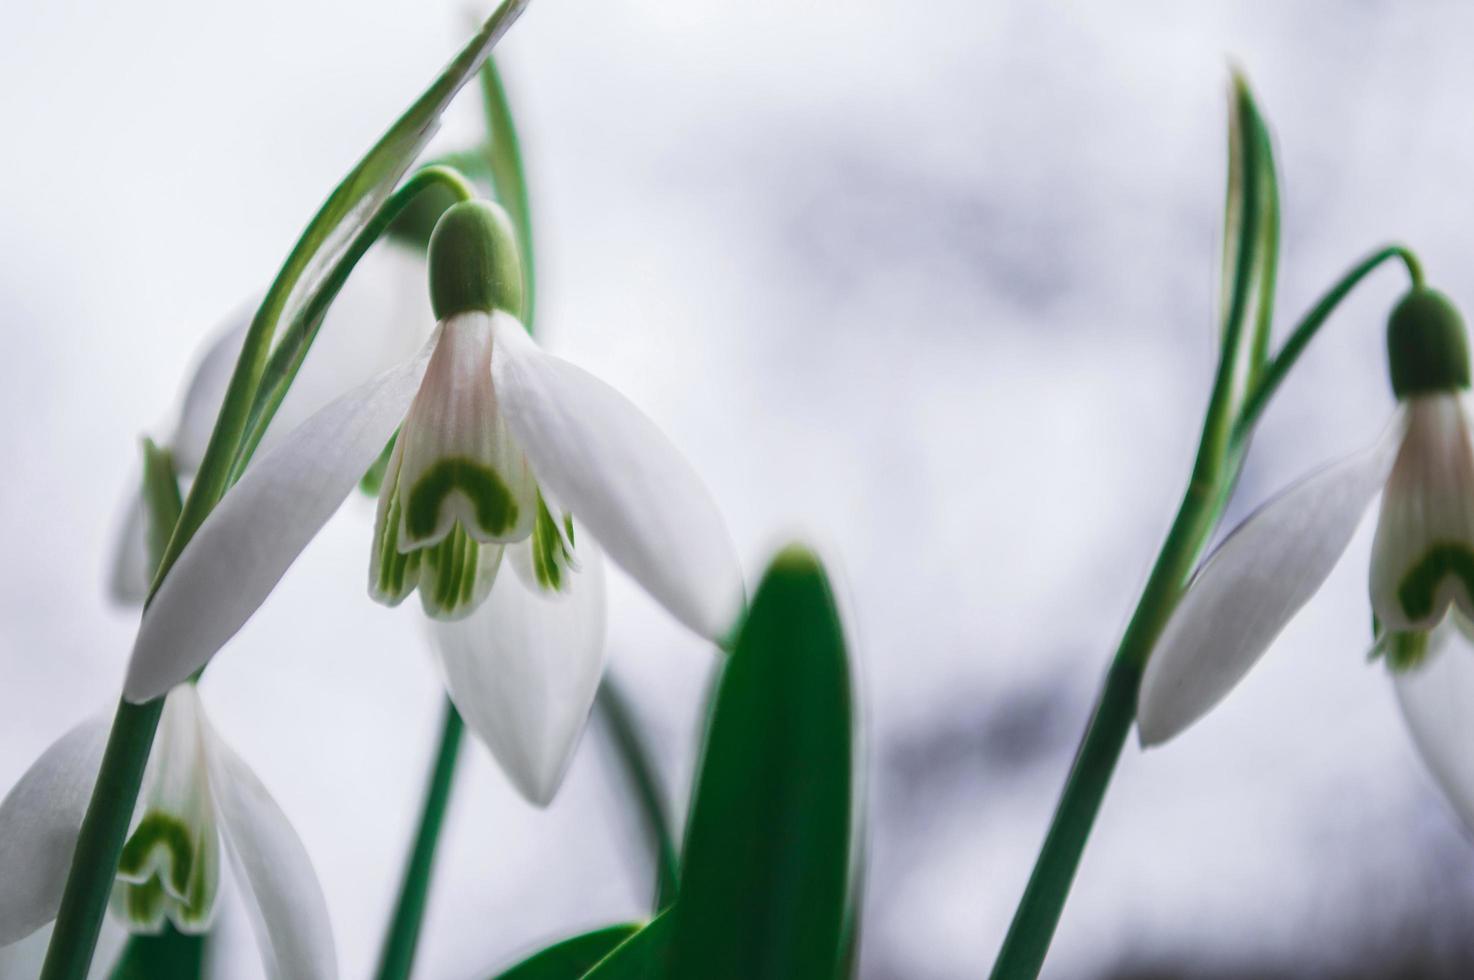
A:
0;687;334;979
1139;287;1474;830
123;200;743;803
108;241;431;604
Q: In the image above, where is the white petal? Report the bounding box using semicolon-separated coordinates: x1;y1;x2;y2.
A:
490;315;743;640
1370;394;1474;631
1393;618;1474;833
202;718;335;980
0;920;125;980
397;311;537;548
172;307;253;475
0;714;110;945
1138;420;1404;745
108;489;152;606
110;688;220;933
429;534;607;806
125;342;435;703
259;243;433;459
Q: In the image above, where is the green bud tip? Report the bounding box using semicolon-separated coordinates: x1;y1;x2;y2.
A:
427;200;523;320
1387;287;1470;399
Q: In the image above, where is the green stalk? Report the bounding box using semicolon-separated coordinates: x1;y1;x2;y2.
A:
373;703;465;980
987;244;1421;980
479;59;535;325
597;678;681;909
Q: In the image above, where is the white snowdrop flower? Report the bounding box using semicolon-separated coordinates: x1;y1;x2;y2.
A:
123;200;743;804
1139;287;1474;831
0;687;334;979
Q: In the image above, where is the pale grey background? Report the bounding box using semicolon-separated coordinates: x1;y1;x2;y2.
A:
3;0;1474;977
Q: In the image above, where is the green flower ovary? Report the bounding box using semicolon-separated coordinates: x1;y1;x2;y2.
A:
1396;541;1474;622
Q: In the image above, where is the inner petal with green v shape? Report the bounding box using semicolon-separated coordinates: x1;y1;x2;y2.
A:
110;809;219;933
1398;541;1474;622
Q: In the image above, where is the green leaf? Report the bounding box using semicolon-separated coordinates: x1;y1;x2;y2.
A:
108;926;205;980
487;923;640;979
667;546;856;980
1219;71;1280;402
580;913;672;980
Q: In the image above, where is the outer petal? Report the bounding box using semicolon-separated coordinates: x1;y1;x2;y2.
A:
1393;617;1474;833
430;534;607;806
0;920;125;980
125;342;435;703
0;715;110;945
172;308;254;475
259;243;433;460
202;719;336;980
490;315;743;640
1138;420;1404;745
108;490;152;606
1370;394;1474;631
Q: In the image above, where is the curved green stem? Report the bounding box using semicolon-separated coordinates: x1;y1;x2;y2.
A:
229;165;477;484
1229;244;1423;450
597;678;681;909
479;59;535;326
988;244;1422;980
374;701;465;980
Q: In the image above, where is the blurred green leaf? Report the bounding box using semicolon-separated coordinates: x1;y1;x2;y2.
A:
488;923;640;979
108;926;205;980
580;913;671;980
667;546;855;980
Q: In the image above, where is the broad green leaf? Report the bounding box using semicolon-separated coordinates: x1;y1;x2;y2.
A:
108;927;205;980
489;923;639;979
1218;71;1280;402
667;546;855;980
580;913;671;980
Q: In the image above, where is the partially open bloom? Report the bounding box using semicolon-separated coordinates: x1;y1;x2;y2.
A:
0;687;333;978
123;200;742;804
1139;287;1474;827
109;241;431;604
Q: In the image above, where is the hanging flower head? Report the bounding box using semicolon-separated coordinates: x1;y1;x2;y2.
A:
122;198;743;804
1138;286;1474;826
0;687;334;978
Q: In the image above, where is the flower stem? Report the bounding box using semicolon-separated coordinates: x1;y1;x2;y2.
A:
988;244;1423;980
597;678;681;909
374;700;465;980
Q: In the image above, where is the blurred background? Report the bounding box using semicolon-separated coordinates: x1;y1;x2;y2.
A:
4;0;1474;976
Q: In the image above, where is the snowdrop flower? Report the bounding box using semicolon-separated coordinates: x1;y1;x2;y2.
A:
0;687;334;978
1139;287;1474;826
109;240;431;604
124;200;743;803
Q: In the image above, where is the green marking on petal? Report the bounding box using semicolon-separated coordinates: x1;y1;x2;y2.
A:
406;455;519;540
1377;630;1432;673
118;811;194;896
112;810;216;935
531;494;576;593
1397;542;1474;621
419;525;485;617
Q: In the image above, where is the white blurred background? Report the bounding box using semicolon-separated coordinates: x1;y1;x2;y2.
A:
5;0;1474;977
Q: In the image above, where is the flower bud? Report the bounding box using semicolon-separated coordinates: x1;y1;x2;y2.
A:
1387;288;1470;399
427;200;523;319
